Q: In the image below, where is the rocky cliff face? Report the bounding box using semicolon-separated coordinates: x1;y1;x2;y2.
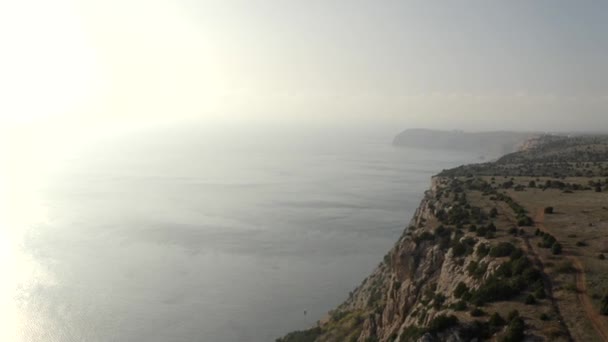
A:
280;175;557;342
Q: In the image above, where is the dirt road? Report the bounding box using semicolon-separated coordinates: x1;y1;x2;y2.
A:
535;210;608;341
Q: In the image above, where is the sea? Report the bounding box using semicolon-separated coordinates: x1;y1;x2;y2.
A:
2;123;478;342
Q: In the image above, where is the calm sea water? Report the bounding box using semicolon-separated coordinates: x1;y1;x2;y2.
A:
7;125;477;342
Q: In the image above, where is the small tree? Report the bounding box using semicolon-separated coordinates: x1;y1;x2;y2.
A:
601;295;608;315
489;312;506;327
525;294;536;305
502;317;525;342
552;243;562;255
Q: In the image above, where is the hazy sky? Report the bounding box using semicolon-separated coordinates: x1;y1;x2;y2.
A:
1;0;608;133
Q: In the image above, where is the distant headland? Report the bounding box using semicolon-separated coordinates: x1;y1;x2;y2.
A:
392;129;541;159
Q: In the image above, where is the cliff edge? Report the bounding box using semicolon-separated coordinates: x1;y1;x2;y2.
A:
280;134;608;342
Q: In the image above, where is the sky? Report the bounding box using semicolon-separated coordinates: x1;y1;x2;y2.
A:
1;0;608;136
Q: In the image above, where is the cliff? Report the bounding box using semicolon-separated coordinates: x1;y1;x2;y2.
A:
280;135;608;342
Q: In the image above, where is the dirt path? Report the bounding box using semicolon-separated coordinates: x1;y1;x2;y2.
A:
497;202;573;340
535;210;608;341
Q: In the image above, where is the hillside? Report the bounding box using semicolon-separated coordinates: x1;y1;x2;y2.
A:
392;129;541;159
280;135;608;342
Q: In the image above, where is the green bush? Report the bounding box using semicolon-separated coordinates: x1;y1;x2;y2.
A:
601;295;608;315
489;312;506;327
476;243;489;258
467;261;488;279
278;327;322;342
502;317;525;342
451;242;468;257
489;242;516;257
517;216;533;226
525;294;536;305
400;326;425;341
552;243;562;255
470;307;485;317
460;320;492;340
469;276;521;305
433;293;446;310
427;314;459;334
414;232;435;244
452;300;467;311
534;287;546;299
454;282;469;299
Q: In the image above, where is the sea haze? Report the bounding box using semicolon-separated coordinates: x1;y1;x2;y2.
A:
14;124;478;342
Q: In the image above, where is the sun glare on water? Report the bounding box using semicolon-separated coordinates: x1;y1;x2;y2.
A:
0;0;102;340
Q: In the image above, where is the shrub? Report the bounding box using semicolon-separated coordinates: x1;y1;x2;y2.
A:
433;293;446;310
490;242;516;258
552;243;562;255
576;241;588;247
525;294;536;305
600;254;606;260
502;317;525;342
510;248;524;261
489;312;506;327
414;232;435;244
454;282;469;299
279;327;322;342
400;326;425;341
451;242;467;257
534;287;547;299
517;216;533;226
467;261;488;279
601;295;608;315
522;267;541;283
452;300;467;311
470;307;485;317
540;313;550;321
427;314;459;334
460;320;492;340
476;243;489;258
469;276;520;305
544;206;554;214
